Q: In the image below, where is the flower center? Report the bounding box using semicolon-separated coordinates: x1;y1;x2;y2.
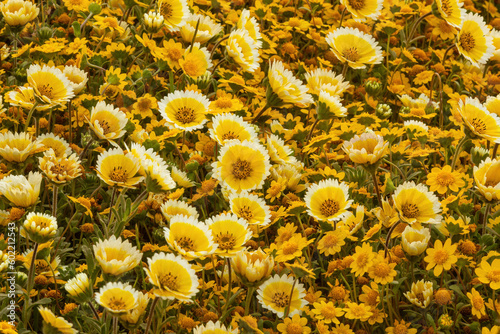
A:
374;262;391;277
331;286;346;300
394;324;409;334
401;203;419;218
472;296;484;310
320;199;340;218
459;32;476;52
214;233;236;250
282;240;299;255
323;234;338;248
321;304;337;319
469;117;486;134
215;98;232;108
342;47;360;62
99;120;111;135
38;84;54;99
168;48;182;60
159;273;178;290
286;323;303;334
176;106;195;124
433;249;449;264
110;166;128;183
107;297;128;311
487;270;500;283
272;291;289;308
160;2;172;18
348;0;365;10
50;163;66;175
416;292;425;303
222;131;239;140
440;0;452;16
238;205;254;221
137;99;152;112
232;159;252;179
176;236;195;251
436;172;454;186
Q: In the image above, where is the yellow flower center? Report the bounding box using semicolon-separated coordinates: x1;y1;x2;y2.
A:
485;179;500;187
38;84;54;99
348;0;365;10
110;166;129;183
159;272;178;290
288;18;301;28
167;47;182;61
433;249;449;264
286;323;303;334
282;240;299;255
373;262;391;277
137;98;152;112
238;205;254;221
320;199;340;217
469;117;486;134
215;98;233;108
222;131;238;140
107;297;128;311
176;236;195;251
401;203;419;218
436;172;455;186
35;218;51;228
214;232;236;250
321;304;337;319
486;270;500;283
232;159;252;179
459;32;476;52
394;324;409;334
459;240;476;255
331;286;346;300
472;296;484;310
440;0;452;16
176;106;195;124
322;234;339;248
272;291;289;308
342;47;360;62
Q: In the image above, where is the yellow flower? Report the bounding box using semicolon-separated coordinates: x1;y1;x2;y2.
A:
456;12;494;67
226;29;261;73
0;171;42;207
277;314;311;334
170;165;195;188
304;179;353;222
350;242;375;277
180;13;222;43
367;256;397;285
317;90;348;118
206;212;252;257
208;91;245;115
38;306;77;334
305;68;350;96
426;165;465;194
404;280;433;308
237;9;262;46
5;86;50;111
317;228;348;256
342;132;389;165
95;282;139;315
0;321;16;334
193;321;238;334
0;0;39;27
343;302;373;321
159;89;210;131
401;225;430;256
119;291;150;325
63;65;88;94
392;181;442;225
96;147;143;188
474;158;500;202
88;101;128;143
475;259;500;290
0;131;43;162
467;288;487;318
266;134;298;165
37;133;71;157
144;252;199;301
456;97;500;142
424;239;458;276
157;0;189;31
326;27;383;69
22;212;57;243
212;140;271;193
179;43;212;79
435;0;464;28
385;319;417;334
93;235;142;276
312;301;345;324
275;234;312;262
231;248;274;285
209;113;258;145
229;191;271;227
164;214;217;260
27;64;75;107
160;199;199;222
340;0;383;21
143;11;164;33
64;272;92;303
257;274;308;318
268;60;313;106
39;149;82;184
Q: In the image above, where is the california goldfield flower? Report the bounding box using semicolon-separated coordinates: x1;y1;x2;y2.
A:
342;132;389;166
392;181;442;226
0;171;42;207
325;27;383;69
257;274;308;318
206;212;252;257
304;178;353;222
426;165;465;194
475;259;500;290
158;89;210;131
467;288;486;318
26;64;75;107
456;13;494;67
38;306;77;334
95;282;139;315
21;212;57;243
178;43;212;79
0;131;43;162
0;0;39;27
96;147;144;188
424;239;458;276
474;158;500;201
93;235;142;276
144;252;199;302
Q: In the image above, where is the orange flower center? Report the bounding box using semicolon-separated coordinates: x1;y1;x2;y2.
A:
486;270;500;283
472;296;484;310
401;203;419;218
286;323;303;334
373;262;391;277
215;98;232;108
107;297;128;310
348;0;365;10
237;205;254;221
222;131;239;140
159;272;178;290
323;234;339;248
320;199;340;217
436;171;455;186
282;240;299;255
321;304;338;319
175;106;195;124
433;249;449;264
440;0;452;16
469;117;486;134
394;324;409;334
459;32;476;52
232;159;252;179
342;47;360;62
110;166;128;183
38;84;54;99
214;233;236;250
176;236;195;251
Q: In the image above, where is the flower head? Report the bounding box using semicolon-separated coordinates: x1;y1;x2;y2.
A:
455;97;500;143
304;179;353;222
65;273;92;303
88;101;128;143
392;181;441;225
401;225;430;256
158;90;210;131
0;0;39;27
38;306;77;334
0;171;42;207
226;29;261;73
157;0;189;31
180;13;222;43
257;274;308;318
340;0;383;21
96;147;143;188
404;280;433;308
93;235;142;276
22;212;57;243
27;64;74;107
231;248;274;286
456;13;494;67
342;132;389;165
206;212;252;257
474;158;500;201
95;282;140;315
424;239;458;276
268;60;313;106
0;131;43;162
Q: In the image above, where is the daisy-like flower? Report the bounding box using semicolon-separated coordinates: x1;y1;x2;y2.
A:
342;132;389;166
129;143;176;192
0;171;42;207
0;0;39;27
193;321;238;334
474;158;500;202
476;259;500;290
26;64;75;107
158;90;210;132
5;86;50;111
178;43;212;79
404;280;433;309
312;301;345;324
180;13;223;43
399;93;439;119
456;13;494;67
93;235;142;276
229;191;271;226
65;272;92;303
386;320;417;334
211;140;271;193
392;181;442;225
143;11;164;33
304;179;353;222
456;97;500;143
205;212;252;257
435;0;464;28
317;90;348;118
119;291;150;326
88;101;128;144
96;147;143;188
467;288;486;318
144;252;199;302
268;60;313;106
160;199;199;222
343;302;373;321
209;113;258;145
404;120;429;135
63;65;88;94
317;227;348;256
424;239;458;276
231;248;274;286
401;225;430;256
340;0;383;21
237;9;262;47
169;165;196;188
277;314;311;334
38;306;77;334
21;212;57;243
226;29;261;73
39;149;82;185
350;242;375;277
426;165;465;194
304;68;350;96
164;215;217;259
95;282;139;315
0;131;43;162
257;274;308;318
266;134;298;165
325;27;383;69
37;133;71;157
157;0;189;31
368;256;397;285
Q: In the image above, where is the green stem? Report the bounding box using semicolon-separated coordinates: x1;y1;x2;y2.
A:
483;203;491;235
222;258;233;316
244;286;256;315
144;297;159;334
384;221;401;258
23;242;39;328
370;169;382;207
284;279;297;318
24;103;39;132
52;185;59;218
450;136;468;171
